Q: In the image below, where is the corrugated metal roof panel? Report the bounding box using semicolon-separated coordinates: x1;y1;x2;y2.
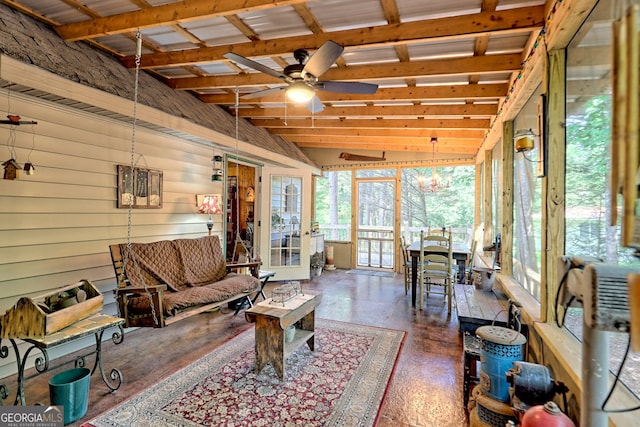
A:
14;0;87;23
408;40;475;60
396;0;481;22
307;0;387;31
182;17;249;46
342;47;400;66
238;6;312;39
486;33;531;55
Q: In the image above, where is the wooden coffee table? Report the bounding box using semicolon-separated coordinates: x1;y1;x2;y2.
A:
245;291;321;380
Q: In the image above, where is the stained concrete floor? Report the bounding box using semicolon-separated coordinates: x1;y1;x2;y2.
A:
3;269;468;427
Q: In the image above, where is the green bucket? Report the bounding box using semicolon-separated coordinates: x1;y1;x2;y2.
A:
49;367;91;425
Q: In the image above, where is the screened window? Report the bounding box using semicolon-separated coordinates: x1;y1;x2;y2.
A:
401;166;475;244
563;0;640;400
512;85;543;300
314;171;352;241
492;140;502;241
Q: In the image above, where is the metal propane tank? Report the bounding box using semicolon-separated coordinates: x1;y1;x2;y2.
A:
520;401;576;427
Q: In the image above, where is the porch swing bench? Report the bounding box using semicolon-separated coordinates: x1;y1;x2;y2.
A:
109;235;261;328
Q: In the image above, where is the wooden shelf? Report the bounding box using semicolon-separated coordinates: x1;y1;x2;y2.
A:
285;328;314;359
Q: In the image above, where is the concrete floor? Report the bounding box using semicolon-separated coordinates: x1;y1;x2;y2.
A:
4;269;467;427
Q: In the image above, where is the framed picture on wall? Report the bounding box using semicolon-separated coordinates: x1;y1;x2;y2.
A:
117;165;163;208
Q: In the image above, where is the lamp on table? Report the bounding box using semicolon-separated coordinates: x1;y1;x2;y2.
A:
198;194;222;235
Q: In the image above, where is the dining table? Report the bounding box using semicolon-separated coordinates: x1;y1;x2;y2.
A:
407;241;470;308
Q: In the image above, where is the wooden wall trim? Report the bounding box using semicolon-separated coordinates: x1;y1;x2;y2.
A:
474;163;482;233
483;150;493;248
544;49;567;323
501;121;514;276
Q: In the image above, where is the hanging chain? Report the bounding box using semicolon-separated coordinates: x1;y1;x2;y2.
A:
232;88;252;261
121;32;159;326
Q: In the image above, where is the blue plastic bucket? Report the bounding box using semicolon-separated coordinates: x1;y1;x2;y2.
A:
476;325;526;403
49;367;91;425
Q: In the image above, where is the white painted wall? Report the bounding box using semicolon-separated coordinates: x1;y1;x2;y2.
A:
0;89;227;378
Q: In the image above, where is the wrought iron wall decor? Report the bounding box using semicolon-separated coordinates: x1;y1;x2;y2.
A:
117;165;163;208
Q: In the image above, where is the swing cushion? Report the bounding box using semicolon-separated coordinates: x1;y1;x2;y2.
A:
127;273;257;316
116;235;260;318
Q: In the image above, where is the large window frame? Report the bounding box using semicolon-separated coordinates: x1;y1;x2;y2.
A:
512;85;544;301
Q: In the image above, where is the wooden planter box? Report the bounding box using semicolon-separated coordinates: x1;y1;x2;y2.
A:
1;280;104;339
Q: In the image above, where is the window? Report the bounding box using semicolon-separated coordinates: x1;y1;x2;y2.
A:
564;0;640;400
401;165;475;244
512;86;543;300
314;171;352;241
492;141;502;242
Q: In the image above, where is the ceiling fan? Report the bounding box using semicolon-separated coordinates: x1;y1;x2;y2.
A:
224;40;378;112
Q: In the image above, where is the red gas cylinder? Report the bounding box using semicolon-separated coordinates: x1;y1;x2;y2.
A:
521;401;576;427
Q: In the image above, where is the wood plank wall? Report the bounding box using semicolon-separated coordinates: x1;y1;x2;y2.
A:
0;90;226;376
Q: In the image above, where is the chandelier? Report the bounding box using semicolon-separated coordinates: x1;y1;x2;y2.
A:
417;137;450;193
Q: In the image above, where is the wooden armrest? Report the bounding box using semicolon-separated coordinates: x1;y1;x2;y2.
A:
227;261;261;268
227;261;262;278
115;284;167;295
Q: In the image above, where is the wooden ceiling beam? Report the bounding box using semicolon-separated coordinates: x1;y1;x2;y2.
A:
55;0;308;41
250;118;490;129
120;6;544;68
271;127;486;139
238;103;498;117
290;135;481;148
198;83;508;103
169;53;521;89
293;140;479;154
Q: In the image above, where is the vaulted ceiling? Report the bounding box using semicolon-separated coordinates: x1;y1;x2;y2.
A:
2;0;548;167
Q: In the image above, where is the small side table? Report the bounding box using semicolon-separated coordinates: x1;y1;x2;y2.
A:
1;313;125;405
233;270;276;316
245;291;321;380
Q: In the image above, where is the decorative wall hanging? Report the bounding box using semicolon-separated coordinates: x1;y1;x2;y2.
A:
2;78;38;178
0;115;37;126
2;158;19;180
117;165;163;209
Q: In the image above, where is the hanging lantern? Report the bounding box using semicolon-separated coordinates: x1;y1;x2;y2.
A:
514;129;535;152
211;155;224;181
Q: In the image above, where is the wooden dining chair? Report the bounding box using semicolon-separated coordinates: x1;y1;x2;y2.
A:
418;229;455;314
400;236;412;295
453;238;478;285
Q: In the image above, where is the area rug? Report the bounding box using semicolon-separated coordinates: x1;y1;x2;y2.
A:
84;319;405;427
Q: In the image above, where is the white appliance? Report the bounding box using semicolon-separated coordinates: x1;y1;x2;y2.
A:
558;258;640;427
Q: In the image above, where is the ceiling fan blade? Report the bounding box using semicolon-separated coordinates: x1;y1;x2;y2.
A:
302;40;344;78
315;81;379;94
241;87;285;99
224;52;286;81
305;95;324;113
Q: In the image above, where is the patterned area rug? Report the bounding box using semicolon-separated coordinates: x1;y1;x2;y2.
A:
84;319;405;427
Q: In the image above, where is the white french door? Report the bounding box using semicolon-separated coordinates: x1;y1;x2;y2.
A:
259;167;312;280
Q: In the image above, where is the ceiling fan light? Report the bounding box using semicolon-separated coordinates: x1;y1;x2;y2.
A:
286;82;315;103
